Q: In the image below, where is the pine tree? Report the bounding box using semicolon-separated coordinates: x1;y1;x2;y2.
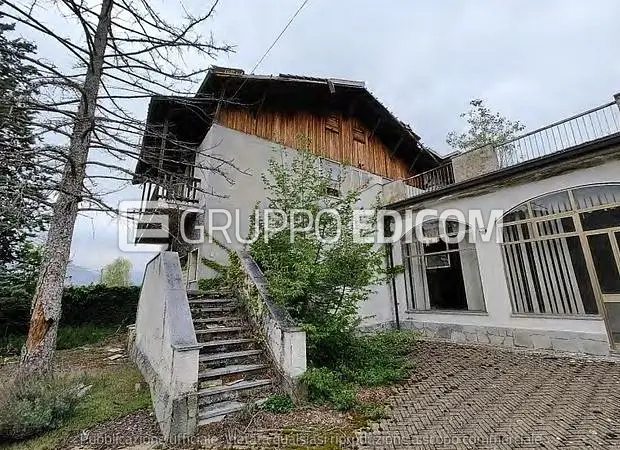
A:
0;17;49;267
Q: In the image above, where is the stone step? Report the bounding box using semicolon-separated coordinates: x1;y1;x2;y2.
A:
198;363;269;380
193;316;243;325
198;379;272;406
189;298;237;305
188;290;233;299
191;305;238;314
199;338;255;350
199;349;262;364
198;400;247;424
195;326;247;335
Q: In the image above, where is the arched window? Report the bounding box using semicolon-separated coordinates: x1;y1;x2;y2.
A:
501;184;620;339
402;219;485;312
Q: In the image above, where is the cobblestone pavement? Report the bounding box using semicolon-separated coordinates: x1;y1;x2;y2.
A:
355;341;620;450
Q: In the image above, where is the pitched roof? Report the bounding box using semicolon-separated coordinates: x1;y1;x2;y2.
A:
134;67;442;181
198;67;441;167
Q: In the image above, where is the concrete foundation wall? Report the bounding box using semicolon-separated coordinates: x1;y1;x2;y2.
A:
401;321;610;355
392;158;620;355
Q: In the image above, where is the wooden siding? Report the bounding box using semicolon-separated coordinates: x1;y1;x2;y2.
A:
217;107;412;180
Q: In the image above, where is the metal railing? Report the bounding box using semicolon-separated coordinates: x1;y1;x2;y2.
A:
495;101;620;168
402;163;455;195
385;96;620;202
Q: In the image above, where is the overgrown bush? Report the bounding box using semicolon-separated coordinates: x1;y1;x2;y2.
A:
0;375;84;442
301;331;418;410
339;330;418;386
302;367;357;411
250;149;387;367
261;394;294;413
61;284;140;326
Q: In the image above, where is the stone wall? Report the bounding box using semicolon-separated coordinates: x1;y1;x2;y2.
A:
237;251;307;393
451;144;499;183
401;320;610;356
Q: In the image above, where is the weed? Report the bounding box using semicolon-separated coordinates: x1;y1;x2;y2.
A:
262;394;294;413
301;367;357;411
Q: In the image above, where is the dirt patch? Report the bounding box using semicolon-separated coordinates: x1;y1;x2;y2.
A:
0;331;130;382
61;410;161;450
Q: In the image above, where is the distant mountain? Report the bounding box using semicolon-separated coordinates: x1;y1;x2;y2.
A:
65;264;144;286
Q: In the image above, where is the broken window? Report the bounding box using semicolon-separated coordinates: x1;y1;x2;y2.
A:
402;220;485;312
187;248;199;284
320;158;342;197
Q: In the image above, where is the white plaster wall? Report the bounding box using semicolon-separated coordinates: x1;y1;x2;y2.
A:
193;124;394;327
396;158;620;338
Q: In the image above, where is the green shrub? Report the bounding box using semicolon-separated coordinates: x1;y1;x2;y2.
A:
340;330;418;386
61;285;140;326
0;375;84;442
302;367;357;411
261;394;294;413
0;284;140;339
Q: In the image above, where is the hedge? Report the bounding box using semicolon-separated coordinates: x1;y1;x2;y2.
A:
0;285;140;336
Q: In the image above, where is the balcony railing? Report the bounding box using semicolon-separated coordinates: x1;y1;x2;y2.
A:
495;100;620;169
140;174;201;209
384;95;620;203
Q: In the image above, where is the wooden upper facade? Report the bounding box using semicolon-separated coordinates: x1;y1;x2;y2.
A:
217;107;412;180
134;68;441;184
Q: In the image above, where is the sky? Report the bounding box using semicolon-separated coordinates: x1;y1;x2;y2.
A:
12;0;620;276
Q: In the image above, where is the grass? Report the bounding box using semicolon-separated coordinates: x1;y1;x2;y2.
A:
302;330;418;411
1;325;118;358
0;365;151;450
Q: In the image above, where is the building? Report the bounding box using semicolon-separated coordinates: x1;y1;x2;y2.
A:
133;66;620;356
385;96;620;355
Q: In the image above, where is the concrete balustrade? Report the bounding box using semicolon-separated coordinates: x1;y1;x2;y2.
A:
129;252;201;440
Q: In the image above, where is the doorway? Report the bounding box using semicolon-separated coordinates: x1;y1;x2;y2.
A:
585;230;620;346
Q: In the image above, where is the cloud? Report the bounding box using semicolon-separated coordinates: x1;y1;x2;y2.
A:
18;0;620;273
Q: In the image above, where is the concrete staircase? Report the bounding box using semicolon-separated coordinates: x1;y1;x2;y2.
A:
188;291;274;424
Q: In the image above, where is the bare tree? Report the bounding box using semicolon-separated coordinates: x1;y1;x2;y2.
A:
1;0;238;374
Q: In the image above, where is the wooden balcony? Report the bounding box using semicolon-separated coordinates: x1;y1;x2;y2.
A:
135;175;201;245
140;174;201;210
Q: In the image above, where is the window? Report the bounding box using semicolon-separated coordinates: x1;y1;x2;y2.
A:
187;248;199;284
352;124;366;144
320;158;341;197
326;114;340;133
402;220;485;312
500;184;620;316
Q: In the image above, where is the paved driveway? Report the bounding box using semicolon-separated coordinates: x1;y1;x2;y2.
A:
355;341;620;449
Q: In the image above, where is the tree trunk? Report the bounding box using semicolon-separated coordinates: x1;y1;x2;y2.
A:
20;0;113;375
